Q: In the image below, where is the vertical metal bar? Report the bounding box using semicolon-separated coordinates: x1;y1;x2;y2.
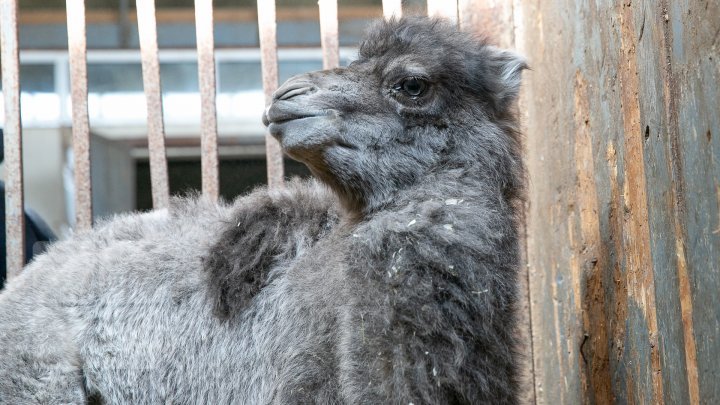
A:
136;0;170;208
194;0;219;201
0;0;25;279
318;0;339;70
66;0;93;231
427;0;458;24
382;0;402;19
257;0;284;188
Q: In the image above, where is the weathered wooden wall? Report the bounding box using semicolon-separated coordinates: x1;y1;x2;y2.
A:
513;0;720;403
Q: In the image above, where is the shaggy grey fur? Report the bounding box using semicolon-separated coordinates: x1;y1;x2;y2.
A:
0;17;526;404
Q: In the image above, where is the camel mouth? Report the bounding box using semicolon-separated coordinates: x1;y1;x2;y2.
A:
333;139;358;150
262;104;334;127
265;114;328;142
266;115;318;126
263;104;344;153
262;105;358;156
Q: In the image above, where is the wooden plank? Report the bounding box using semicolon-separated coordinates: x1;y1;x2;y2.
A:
509;2;539;402
516;1;662;403
318;0;339;70
572;69;613;405
0;0;25;279
514;2;587;402
257;0;284;188
194;0;219;201
458;0;514;47
382;0;402;19
515;0;720;403
136;0;170;209
629;1;695;403
616;3;664;402
662;0;720;402
66;0;93;230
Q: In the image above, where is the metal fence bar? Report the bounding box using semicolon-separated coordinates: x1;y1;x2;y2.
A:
257;0;284;188
1;0;25;279
66;0;93;230
382;0;402;19
427;0;458;24
194;0;219;201
136;0;170;208
318;0;339;70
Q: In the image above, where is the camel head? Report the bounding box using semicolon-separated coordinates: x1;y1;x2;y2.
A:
263;17;527;216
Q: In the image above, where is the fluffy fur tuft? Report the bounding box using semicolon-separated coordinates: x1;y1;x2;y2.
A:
205;178;340;317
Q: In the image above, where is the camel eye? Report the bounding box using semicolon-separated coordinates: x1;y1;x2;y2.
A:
400;77;427;97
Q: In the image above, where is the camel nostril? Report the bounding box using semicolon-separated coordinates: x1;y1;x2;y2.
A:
273;82;315;101
279;86;312;100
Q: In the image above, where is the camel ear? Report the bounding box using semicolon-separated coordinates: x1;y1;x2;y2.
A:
477;47;528;112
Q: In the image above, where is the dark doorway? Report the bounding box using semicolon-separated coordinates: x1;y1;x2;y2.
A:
136;157;311;211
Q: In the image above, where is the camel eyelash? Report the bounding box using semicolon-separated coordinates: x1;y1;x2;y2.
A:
391;76;430;99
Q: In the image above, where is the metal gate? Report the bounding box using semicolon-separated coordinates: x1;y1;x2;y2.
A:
1;0;487;278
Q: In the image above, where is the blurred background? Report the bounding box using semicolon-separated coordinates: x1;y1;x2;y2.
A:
0;0;428;238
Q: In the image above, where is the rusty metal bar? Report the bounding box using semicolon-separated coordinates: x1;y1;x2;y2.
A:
1;0;24;279
318;0;339;70
382;0;402;19
257;0;284;188
66;0;93;230
194;0;219;201
427;0;458;24
136;0;170;208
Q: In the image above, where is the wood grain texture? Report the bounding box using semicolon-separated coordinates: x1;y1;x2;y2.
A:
459;0;514;47
664;0;720;401
514;0;719;403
